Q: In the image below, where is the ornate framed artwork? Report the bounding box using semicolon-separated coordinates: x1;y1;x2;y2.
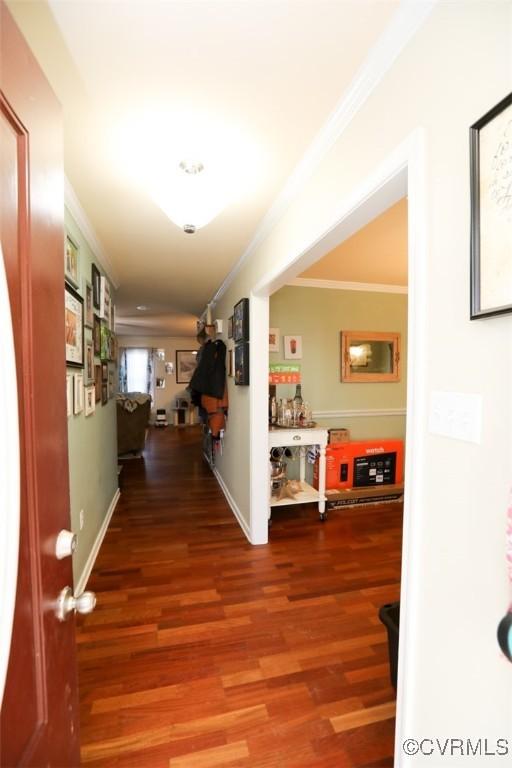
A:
64;234;80;288
94;364;102;402
233;298;249;342
65;283;84;368
470;92;512;319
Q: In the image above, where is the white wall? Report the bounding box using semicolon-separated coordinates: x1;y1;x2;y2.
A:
213;2;512;760
119;335;199;417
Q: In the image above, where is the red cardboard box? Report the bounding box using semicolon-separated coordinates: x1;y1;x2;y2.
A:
313;439;404;490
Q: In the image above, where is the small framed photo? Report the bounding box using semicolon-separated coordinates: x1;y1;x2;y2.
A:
100;324;111;361
94;364;102;401
269;328;280;353
65;283;84;368
91;263;101;310
470;92;512;319
234;342;249;385
101;382;108;405
66;373;73;418
101;362;108;382
233;298;249;342
110;302;116;331
93;314;101;356
108;369;115;399
227;315;234;339
284;335;302;360
176;349;198;384
100;276;111;326
64;234;80;288
85;339;94;383
85;385;95;416
73;372;84;414
228;348;234;377
84;280;93;328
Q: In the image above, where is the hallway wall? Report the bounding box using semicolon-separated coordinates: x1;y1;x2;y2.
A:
213;1;512;752
65;209;118;589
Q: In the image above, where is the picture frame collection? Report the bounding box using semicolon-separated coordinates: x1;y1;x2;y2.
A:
65;231;117;417
232;298;249;385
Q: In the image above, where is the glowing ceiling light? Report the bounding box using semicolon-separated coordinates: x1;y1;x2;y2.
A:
112;107;265;233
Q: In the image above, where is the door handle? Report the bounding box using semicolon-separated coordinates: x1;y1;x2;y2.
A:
56;586;96;622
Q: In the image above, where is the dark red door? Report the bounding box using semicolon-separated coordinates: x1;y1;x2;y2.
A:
0;3;80;766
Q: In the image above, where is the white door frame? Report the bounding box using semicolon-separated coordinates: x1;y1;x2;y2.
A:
248;127;428;759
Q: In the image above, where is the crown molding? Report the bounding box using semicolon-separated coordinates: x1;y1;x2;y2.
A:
288;277;408;294
211;0;436;306
64;177;120;288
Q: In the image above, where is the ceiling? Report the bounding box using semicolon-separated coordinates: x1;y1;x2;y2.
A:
8;0;402;336
299;197;408;285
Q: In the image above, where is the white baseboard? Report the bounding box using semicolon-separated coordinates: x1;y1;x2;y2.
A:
74;488;120;595
212;467;252;544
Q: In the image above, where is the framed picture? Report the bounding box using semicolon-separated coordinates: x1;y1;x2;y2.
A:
234;342;249;385
470;92;512;319
65;283;84;368
227;315;234;339
73;372;84;415
66;373;73;418
233;298;249;342
284;335;302;360
94;364;102;402
176;349;198;384
101;383;108;405
85;339;94;383
269;328;280;352
64;234;80;288
108;369;115;399
91;263;101;310
110;302;116;331
93;314;101;356
100;324;111;361
228;348;234;377
101;362;108;382
84;280;93;328
99;276;111;326
85;385;95;416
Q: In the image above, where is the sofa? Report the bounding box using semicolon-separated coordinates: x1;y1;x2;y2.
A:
116;393;151;456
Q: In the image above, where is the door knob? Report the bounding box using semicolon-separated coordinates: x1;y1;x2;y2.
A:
55;529;77;559
56;586;96;622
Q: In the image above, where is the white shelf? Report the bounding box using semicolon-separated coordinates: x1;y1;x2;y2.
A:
270;481;323;508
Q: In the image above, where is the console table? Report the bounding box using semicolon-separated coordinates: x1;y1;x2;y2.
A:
268;426;328;521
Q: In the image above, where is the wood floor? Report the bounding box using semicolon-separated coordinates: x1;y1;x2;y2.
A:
77;426;402;767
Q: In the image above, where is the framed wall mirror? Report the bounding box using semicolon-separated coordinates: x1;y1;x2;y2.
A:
340;330;401;383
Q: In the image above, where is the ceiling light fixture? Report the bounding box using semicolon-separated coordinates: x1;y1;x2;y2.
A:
136;305;148;311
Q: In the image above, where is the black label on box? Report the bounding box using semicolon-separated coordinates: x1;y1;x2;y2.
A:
353;451;396;487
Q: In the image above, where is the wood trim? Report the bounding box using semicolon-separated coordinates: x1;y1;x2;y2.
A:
212;468;252;544
313;407;406;419
341;330;401;383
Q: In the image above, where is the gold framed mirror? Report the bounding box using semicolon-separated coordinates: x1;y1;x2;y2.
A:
340;330;401;382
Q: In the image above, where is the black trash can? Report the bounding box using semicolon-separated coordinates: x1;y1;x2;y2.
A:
379;601;400;691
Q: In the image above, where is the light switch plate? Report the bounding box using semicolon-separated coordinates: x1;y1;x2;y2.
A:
429;391;482;444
